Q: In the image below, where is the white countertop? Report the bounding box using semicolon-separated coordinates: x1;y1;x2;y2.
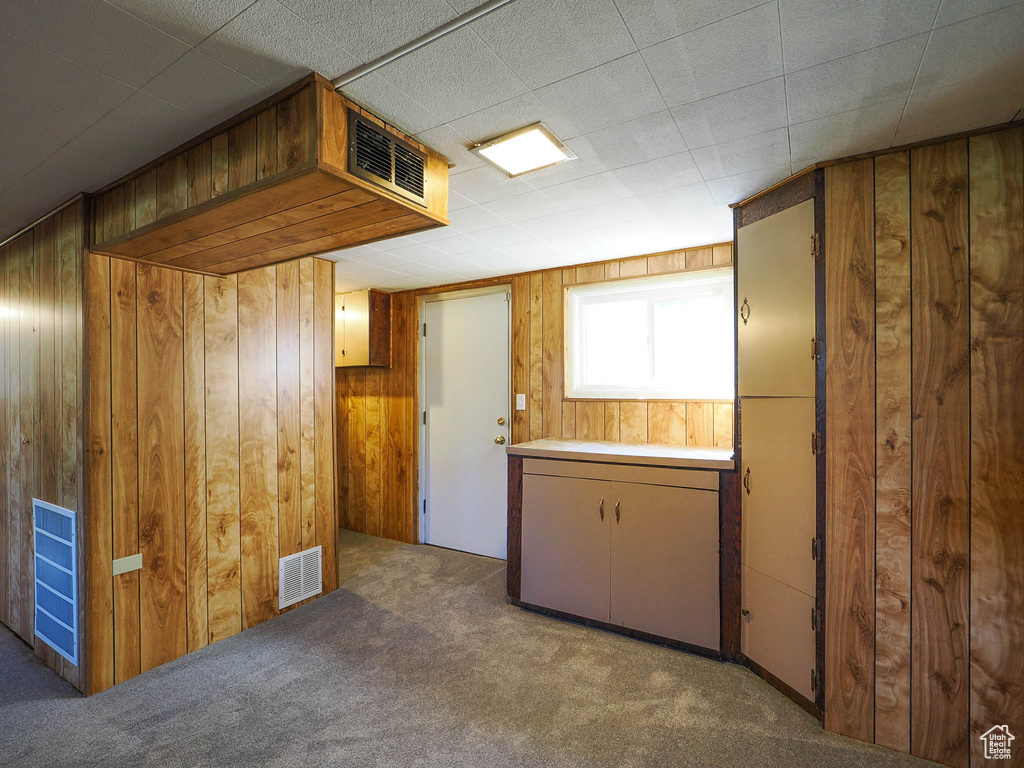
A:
507;438;735;470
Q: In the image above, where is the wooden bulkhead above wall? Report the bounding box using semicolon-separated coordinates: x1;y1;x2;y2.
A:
90;73;450;275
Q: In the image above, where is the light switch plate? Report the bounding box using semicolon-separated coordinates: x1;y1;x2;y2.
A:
113;553;143;576
516;393;526;411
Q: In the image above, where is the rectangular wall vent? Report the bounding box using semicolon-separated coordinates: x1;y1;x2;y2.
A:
279;545;323;609
348;112;428;207
33;499;78;665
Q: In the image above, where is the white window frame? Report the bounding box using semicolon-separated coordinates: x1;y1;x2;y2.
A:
565;267;734;401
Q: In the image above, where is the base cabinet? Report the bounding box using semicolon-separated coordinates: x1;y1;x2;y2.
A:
521;465;720;650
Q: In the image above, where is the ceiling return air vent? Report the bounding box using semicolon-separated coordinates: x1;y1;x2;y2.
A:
349;112;428;207
279;545;323;610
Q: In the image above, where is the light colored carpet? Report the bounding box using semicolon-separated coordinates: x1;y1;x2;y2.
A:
0;530;938;767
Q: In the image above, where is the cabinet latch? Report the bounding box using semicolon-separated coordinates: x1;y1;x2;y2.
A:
811;337;822;360
811;431;823;456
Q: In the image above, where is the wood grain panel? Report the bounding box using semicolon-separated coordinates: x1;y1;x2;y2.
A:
278;86;315;171
824;160;876;744
687;402;714;447
1;244;9;630
18;232;36;641
647;250;686;275
686;247;713;269
157;155;188;220
136;264;186;673
228;117;257;193
204;274;241;643
299;259;316;550
604;402;620;441
967;128;1024;765
313;258;337;591
619;402;648;443
511;274;529;444
365;370;382;538
541;270;562;438
910;141;970;768
529;273;543;441
187;141;212;208
560;269;576;438
211;132;229;198
110;257;140;682
182;272;208;653
575;401;604;441
257;107;278;181
873;151;912;753
346;368;367;534
648;402;686;445
619;257;647;276
277;261;302;558
135;168;157;228
713;403;733;448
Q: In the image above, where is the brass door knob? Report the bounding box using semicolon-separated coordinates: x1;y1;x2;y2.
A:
497;417;506;426
494;435;506;445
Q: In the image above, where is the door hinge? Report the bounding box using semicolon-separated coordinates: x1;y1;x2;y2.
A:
811;606;817;631
811;232;820;259
422;499;426;515
422;322;427;337
422;411;427;425
811;337;822;360
811;536;821;561
811;669;819;693
505;291;510;302
811;431;823;455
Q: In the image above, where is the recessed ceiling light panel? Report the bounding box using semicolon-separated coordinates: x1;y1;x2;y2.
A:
471;122;576;177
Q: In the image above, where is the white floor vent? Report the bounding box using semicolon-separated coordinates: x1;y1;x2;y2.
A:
279;545;323;609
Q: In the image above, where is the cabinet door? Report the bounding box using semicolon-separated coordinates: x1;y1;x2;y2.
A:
342;289;370;366
741;565;816;700
521;474;609;623
334;292;346;367
609;482;720;649
741;397;816;596
737;198;816;397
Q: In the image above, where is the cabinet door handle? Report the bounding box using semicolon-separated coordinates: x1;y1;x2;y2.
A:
740;297;750;325
615;500;620;524
599;498;604;522
743;467;751;495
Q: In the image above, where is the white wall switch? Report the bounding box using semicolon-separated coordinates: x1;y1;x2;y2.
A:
516;393;527;411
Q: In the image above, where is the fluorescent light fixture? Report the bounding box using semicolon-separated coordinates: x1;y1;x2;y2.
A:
471;122;576;177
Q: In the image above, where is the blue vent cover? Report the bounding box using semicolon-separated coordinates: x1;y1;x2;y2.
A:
33;499;78;666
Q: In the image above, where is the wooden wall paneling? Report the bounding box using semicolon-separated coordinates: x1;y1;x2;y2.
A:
157;155;188;220
541;270;562;438
967;128;1024;764
18;232;36;641
0;244;8;630
571;265;603;441
713;244;733;265
365;370;382;538
560;269;576;438
228;118;257;193
257;107;279;181
85;251;114;694
136;264;186;672
824;159;876;744
299;259;316;550
713;403;733;448
187;141;212;208
408;292;419;542
211;132;229;198
347;369;367;534
647;250;686;275
686;247;713;269
687;402;714;446
277;261;302;558
528;273;543;441
135;169;157;229
109;257;140;682
379;367;392;542
910;141;970;768
336;370;350;530
618;257;648;277
313;259;337;591
277;86;315;171
604;402;620;441
648;402;686;445
182;272;208;652
619;402;648;443
389;294;409;542
237;266;280;630
204;274;241;643
511;274;530;445
873;150;913;753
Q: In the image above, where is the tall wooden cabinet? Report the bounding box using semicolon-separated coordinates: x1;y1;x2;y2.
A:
335;289;391;367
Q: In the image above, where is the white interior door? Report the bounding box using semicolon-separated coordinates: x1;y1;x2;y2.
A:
424;290;510;559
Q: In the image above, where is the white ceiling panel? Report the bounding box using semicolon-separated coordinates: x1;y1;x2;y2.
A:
614;0;768;50
786;35;926;124
541;172;637;211
779;0;940;72
415;124;487;175
448;164;534;203
896;80;1024;144
448;92;554;142
0;0;190;88
197;0;360;91
108;0;255;46
341;75;444;136
790;99;905;165
610;152;704;197
468;223;535;248
670;77;788;149
933;0;1023;27
447;205;512;234
561;110;689;174
371;27;529;123
480;191;566;223
416;253;479;273
427;234;491;255
143;50;271;124
382;243;450;263
690;127;791;180
642;3;783;107
704;163;793;205
470;0;636;89
533;54;666;137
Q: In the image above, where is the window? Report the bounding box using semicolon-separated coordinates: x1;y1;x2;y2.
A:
565;268;734;400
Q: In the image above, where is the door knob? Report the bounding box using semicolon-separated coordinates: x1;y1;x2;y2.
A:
497;417;506;426
494;435;506;445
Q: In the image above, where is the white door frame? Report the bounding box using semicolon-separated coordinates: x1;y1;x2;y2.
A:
417;284;512;545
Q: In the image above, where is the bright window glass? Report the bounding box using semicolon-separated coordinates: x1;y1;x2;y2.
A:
566;268;734;400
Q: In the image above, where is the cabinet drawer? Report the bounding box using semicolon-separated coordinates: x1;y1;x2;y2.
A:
522;458;718;491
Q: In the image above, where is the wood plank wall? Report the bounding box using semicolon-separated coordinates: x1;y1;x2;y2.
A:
0;200;86;691
84;252;337;695
824;126;1023;768
337;243;734;544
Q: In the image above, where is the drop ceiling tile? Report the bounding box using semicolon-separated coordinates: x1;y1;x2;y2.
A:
896;78;1024;144
534;54;666;137
499;240;569;262
671;77;788;149
690;127;791;180
373;27;529;123
449;165;532;204
108;0;254;46
541;172;635;211
786;34;926;124
467;223;534;248
343;249;411;268
481;190;566;222
914;4;1024;94
632;183;717;217
934;0;1023;27
704;163;793;205
448;92;552;143
447;191;475;212
278;0;456;62
415;124;484;175
563;111;688;173
143;50;272;124
198;0;360;91
517;211;592;241
642;3;783;107
656;204;735;246
447;205;510;233
341;75;444;136
385;243;450;263
0;0;189;88
403;225;462;244
610;152;704;196
615;0;769;49
463;248;517;269
389;260;460;281
429;233;490;255
779;0;940;73
790;99;904;165
418;254;479;274
470;0;636;89
569;196;656;229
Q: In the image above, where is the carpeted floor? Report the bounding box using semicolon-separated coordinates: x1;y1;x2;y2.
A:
1;530;937;768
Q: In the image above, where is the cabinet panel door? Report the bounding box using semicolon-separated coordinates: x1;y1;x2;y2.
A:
521;474;609;623
609;482;720;649
741;565;816;700
737;198;816;397
342;289;370;366
741;397;816;596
